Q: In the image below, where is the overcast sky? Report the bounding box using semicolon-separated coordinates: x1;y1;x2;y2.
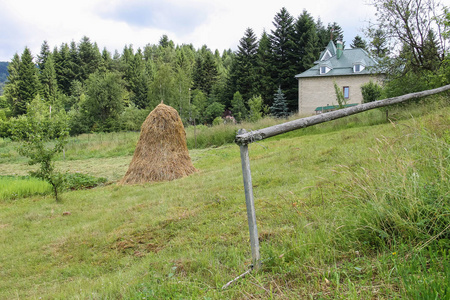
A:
0;0;377;61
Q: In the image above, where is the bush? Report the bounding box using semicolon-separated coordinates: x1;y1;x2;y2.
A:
361;81;383;103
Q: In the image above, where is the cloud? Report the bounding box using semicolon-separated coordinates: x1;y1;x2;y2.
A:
99;0;213;36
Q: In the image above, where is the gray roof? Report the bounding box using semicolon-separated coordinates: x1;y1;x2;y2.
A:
296;42;380;78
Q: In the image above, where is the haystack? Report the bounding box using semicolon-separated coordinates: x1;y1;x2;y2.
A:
120;103;196;184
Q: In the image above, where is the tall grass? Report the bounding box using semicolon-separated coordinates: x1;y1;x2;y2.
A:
0;175;51;200
339;114;450;250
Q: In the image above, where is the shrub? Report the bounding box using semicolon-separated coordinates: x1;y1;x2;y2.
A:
361;81;383;103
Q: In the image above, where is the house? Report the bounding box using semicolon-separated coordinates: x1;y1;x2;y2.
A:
295;40;384;115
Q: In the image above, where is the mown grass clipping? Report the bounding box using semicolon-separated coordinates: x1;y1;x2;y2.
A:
120;103;196;184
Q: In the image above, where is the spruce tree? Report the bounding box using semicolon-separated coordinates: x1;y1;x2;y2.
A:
3;53;21;115
256;31;276;107
17;47;40;115
327;22;345;46
40;54;58;105
230;28;259;102
350;35;368;50
54;43;73;95
294;10;320;72
270;87;289;118
269;7;298;111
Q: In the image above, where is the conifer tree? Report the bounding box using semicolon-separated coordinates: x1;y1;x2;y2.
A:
54;43;73;95
350;35;368;50
37;41;51;73
17;47;40;115
40;54;58;105
256;31;275;107
230;28;259;102
269;7;298;111
270;87;289;118
294;10;320;72
3;53;21;115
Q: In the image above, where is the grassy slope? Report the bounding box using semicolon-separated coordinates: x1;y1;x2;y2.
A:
0;99;449;299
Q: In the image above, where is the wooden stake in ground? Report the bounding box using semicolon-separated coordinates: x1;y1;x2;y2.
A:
120;103;196;184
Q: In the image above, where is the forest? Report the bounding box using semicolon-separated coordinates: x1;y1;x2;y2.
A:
0;3;449;137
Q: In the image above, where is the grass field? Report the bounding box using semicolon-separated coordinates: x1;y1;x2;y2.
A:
0;97;448;299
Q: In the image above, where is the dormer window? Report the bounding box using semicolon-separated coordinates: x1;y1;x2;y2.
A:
353;63;365;73
320;66;330;74
322;50;332;61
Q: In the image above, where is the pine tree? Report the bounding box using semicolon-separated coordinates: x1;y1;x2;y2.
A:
193;46;218;96
256;31;276;107
269;7;298;111
40;54;58;105
78;36;101;81
54;43;73;95
270;87;289;118
294;10;320;72
3;53;21;115
368;28;389;58
327;22;345;46
37;41;51;73
350;35;367;50
230;28;259;102
17;47;40;115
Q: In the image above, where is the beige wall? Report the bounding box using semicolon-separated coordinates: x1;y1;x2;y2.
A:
298;75;383;115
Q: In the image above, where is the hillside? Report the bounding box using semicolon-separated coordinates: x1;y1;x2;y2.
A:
0;61;8;95
0;97;449;299
0;61;8;82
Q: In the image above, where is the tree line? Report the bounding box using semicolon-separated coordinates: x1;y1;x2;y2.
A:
1;1;449;137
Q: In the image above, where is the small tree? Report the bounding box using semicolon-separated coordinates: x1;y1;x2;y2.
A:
248;95;263;122
270;87;289;118
333;81;347;109
361;81;382;103
231;91;248;122
12;96;69;201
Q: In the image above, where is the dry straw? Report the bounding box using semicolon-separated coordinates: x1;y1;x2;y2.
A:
120;103;196;184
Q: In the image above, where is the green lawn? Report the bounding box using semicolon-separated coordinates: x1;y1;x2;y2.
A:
0;98;448;299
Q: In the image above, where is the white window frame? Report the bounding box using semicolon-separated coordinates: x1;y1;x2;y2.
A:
353;64;365;73
320;66;330;74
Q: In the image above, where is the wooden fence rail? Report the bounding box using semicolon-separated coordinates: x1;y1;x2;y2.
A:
235;84;450;146
235;84;450;270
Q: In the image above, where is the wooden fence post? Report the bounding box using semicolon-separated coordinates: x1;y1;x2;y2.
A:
238;129;261;270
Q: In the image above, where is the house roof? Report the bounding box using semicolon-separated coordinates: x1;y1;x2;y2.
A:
296;41;380;79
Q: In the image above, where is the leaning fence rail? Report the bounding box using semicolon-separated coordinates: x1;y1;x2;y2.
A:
234;84;450;271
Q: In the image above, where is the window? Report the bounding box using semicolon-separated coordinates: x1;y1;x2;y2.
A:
322;50;331;60
343;86;350;99
320;66;330;74
353;64;364;72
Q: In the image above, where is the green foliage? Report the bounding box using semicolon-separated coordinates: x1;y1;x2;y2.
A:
203;102;225;123
361;80;382;103
11;97;69;201
63;173;107;190
350;35;367;49
0;175;51;200
333;81;347;108
230;91;247;122
247;95;264;122
270;87;289;118
82;71;125;132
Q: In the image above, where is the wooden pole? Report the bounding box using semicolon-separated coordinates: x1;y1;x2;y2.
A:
235;84;450;145
238;129;261;270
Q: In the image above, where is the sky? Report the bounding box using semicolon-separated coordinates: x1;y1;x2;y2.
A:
0;0;378;62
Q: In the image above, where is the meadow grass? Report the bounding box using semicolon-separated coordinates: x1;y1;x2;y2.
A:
0;96;448;298
0;175;51;200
